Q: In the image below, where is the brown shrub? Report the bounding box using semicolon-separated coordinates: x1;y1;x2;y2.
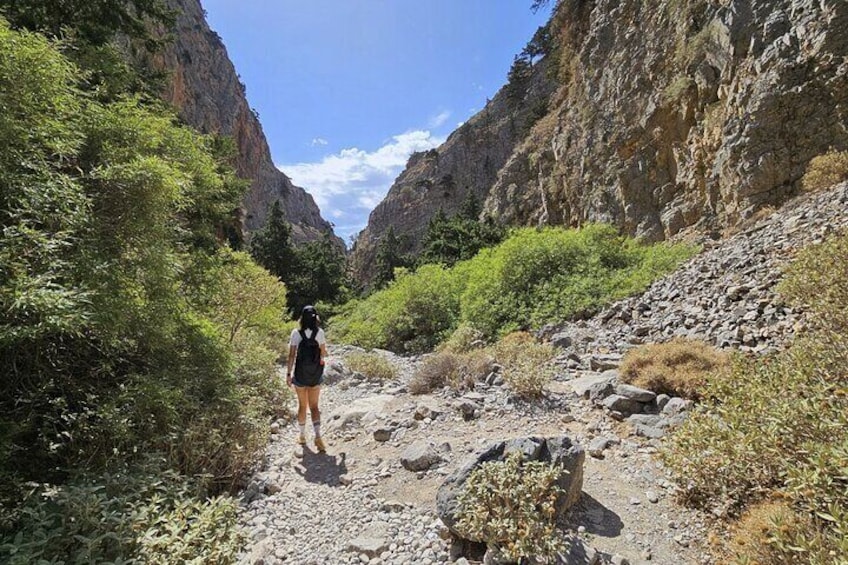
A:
409;351;494;395
344;352;397;381
492;332;556;399
620;339;730;400
802;149;848;192
725;499;805;565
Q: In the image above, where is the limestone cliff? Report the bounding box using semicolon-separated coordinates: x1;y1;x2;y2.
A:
147;0;336;242
352;0;848;283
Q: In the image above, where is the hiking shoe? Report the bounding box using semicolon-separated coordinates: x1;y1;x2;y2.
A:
314;437;326;453
296;434;306;445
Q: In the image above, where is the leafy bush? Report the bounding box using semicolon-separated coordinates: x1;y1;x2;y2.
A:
345;352;397;381
456;453;566;561
438;323;486;354
0;465;244;565
331;264;464;353
664;232;848;564
409;350;493;395
801;149;848;193
619;339;730;400
459;224;696;339
334;225;694;352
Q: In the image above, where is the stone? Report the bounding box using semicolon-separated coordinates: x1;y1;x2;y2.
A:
457;401;479;421
633;424;665;439
646;490;659;503
347;536;389;558
662;397;692;415
588;436;615;458
327;395;395;431
437;436;584;541
569;372;618;399
401;441;443;472
602;394;644;415
561;536;601;565
373;428;394;442
614;384;657;403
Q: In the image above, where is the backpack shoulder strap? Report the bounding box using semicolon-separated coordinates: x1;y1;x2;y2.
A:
298;329;307;342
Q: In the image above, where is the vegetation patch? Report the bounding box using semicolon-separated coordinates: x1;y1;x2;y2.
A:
802;149;848;193
492;332;556;398
619;339;730;400
663;232;848;564
456;453;565;562
333;225;696;353
344;352;397;381
409;350;493;395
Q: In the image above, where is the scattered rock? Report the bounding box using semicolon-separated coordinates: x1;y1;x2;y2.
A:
401;441;443;472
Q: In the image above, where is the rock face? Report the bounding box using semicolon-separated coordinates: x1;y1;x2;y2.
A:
147;0;337;242
351;0;848;283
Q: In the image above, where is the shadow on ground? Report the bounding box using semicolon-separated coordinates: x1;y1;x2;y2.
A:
296;447;348;486
568;493;624;537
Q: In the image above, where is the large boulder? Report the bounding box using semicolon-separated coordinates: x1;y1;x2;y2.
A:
326;394;394;431
436;436;585;542
401;440;443;471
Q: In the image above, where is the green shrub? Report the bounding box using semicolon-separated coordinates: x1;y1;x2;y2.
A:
459;224;696;339
0;465;244;565
664;233;848;564
333;225;695;352
801;149;848;193
438;323;486;354
456;453;566;561
619;339;730;400
331;264;464;353
345;352;397;381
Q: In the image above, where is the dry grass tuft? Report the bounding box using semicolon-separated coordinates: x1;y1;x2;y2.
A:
344;352;397;381
620;339;730;399
409;350;494;395
802;149;848;192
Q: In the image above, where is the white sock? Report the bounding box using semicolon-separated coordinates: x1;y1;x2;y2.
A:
313;420;321;438
298;423;306;437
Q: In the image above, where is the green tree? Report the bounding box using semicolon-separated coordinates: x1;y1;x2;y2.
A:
374;226;410;290
248;200;299;282
506;55;533;103
288;232;349;313
522;25;553;64
418;194;505;267
0;0;174;47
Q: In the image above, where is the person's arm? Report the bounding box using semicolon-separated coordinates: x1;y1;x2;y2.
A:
287;344;297;386
319;343;328;365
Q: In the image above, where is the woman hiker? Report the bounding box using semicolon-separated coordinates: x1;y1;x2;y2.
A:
286;305;328;452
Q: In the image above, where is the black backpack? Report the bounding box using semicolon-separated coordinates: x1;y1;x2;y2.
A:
294;329;323;386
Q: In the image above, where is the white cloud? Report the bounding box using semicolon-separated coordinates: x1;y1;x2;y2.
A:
428;110;451;129
278;130;445;242
330;209;345;219
311;137;328;146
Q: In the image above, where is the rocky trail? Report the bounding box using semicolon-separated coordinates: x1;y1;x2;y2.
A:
238;183;848;565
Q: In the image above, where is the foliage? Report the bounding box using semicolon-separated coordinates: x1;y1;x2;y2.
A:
801;150;848;193
619;339;730;400
249;204;349;317
0;0;174;48
0;465;244;565
408;350;493;395
0;21;288;563
438;323;486;354
344;352;397;381
288;231;350;314
459;224;696;339
373;225;412;290
456;453;566;561
417;194;505;268
493;332;556;398
333;224;694;353
332;264;463;354
664;232;848;564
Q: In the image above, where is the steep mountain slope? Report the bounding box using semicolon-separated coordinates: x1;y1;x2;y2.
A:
351;0;848;284
148;0;337;242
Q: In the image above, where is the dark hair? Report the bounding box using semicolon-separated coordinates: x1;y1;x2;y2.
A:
299;305;319;332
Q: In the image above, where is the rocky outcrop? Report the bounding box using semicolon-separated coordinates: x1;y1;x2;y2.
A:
352;0;848;282
147;0;337;242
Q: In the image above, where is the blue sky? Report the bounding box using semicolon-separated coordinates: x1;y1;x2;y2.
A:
202;0;552;244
